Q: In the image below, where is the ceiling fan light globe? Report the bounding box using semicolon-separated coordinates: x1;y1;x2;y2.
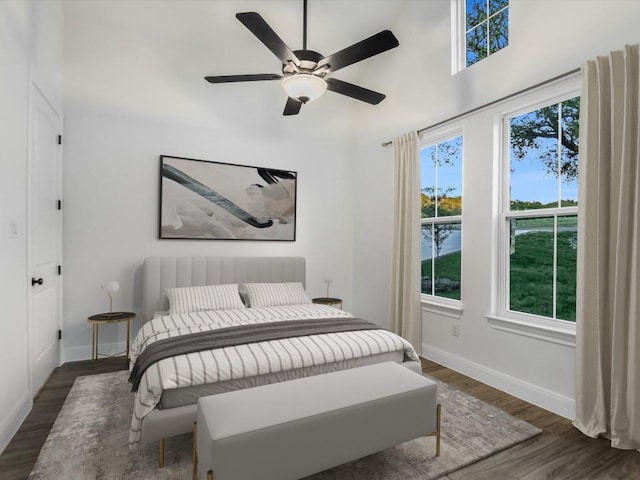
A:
282;74;327;103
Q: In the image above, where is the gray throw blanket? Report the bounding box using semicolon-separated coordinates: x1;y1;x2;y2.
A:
128;317;383;392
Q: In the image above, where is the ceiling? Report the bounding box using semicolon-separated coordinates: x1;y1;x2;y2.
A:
63;0;413;131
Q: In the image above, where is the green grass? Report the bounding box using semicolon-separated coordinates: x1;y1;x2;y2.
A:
421;230;577;321
510;231;576;321
514;215;577;229
422;252;461;300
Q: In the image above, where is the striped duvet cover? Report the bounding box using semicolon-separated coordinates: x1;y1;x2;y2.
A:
128;304;419;445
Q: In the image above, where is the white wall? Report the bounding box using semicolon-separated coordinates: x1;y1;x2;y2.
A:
0;0;63;455
352;0;640;419
61;110;356;360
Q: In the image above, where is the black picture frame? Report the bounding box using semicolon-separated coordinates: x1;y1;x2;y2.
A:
159;155;297;241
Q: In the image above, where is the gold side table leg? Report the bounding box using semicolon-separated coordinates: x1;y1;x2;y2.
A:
92;324;98;369
126;318;131;366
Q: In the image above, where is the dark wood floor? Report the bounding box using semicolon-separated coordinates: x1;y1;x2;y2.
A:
0;358;126;480
421;358;640;480
1;357;638;479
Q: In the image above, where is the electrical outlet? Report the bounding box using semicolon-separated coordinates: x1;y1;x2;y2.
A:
451;324;460;337
9;221;18;239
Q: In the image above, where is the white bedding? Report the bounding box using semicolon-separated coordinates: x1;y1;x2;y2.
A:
128;304;420;445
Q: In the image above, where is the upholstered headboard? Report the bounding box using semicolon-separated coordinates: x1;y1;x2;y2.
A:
142;256;306;322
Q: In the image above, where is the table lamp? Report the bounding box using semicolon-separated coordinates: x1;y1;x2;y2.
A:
323;276;333;298
101;281;120;317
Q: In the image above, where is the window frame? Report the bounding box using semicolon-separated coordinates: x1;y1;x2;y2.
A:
494;86;581;338
451;0;466;74
419;128;464;311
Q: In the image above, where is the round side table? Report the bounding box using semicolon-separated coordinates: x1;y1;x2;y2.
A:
312;297;343;309
87;311;136;368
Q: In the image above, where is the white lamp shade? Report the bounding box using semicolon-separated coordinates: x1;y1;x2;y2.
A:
103;281;120;294
282;74;327;103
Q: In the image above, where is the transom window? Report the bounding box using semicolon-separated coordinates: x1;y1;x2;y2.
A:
420;134;463;301
466;0;509;66
453;0;509;71
500;94;580;322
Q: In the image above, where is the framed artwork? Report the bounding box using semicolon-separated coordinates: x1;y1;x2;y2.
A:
159;155;297;241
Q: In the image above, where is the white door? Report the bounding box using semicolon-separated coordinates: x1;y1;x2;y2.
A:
28;81;63;396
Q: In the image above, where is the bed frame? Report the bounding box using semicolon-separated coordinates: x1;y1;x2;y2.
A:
138;256;420;468
140;256;306;465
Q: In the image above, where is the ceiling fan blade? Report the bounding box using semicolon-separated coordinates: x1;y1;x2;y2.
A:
236;12;301;67
318;30;399;73
283;97;303;116
205;74;282;84
325;78;386;105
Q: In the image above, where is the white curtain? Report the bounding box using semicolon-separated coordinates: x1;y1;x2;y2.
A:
574;44;640;451
389;131;422;352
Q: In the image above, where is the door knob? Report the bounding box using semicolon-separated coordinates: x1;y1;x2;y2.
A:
31;277;44;286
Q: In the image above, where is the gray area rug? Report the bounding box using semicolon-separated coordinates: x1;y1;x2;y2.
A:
29;370;541;479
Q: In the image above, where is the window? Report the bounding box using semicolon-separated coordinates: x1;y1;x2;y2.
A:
500;94;580;323
453;0;509;71
421;134;463;301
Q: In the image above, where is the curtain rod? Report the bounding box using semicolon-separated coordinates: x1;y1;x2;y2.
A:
381;67;581;147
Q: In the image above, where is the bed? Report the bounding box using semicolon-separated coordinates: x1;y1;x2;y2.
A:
130;256;421;456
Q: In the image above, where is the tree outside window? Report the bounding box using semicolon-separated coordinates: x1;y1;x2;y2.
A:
421;135;463;300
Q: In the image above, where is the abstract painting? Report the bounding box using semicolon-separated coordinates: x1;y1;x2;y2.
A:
159;155;297;240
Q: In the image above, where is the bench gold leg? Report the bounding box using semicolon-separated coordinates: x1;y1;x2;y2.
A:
424;403;442;457
207;470;213;480
159;438;165;468
193;422;197;480
435;403;441;457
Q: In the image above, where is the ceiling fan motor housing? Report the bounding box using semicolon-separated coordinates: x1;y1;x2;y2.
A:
282;50;325;76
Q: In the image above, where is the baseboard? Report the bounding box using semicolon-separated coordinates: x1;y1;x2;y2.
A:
63;341;127;364
422;344;576;420
0;391;32;455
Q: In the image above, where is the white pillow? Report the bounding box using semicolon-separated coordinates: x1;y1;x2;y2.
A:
243;282;311;308
166;284;245;314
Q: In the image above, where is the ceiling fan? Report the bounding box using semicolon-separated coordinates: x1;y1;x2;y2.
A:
204;0;399;116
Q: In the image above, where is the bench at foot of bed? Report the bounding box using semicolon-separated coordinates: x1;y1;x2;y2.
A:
193;362;440;480
141;361;424;468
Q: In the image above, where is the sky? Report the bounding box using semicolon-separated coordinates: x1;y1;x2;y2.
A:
509;105;579;205
420;130;579;208
420;137;462;201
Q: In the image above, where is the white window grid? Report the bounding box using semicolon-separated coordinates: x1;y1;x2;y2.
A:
497;90;580;327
